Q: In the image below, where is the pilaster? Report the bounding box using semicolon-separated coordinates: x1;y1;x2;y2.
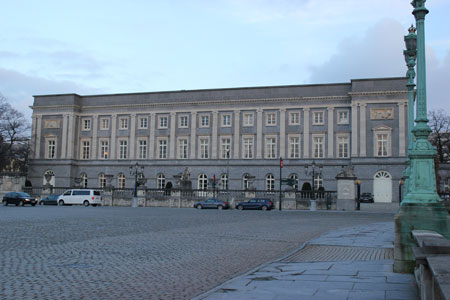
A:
359;103;367;157
110;114;117;159
149;113;155;159
61;114;69;159
129;114;136;159
233;110;240;159
303;108;310;158
169;112;176;159
92;115;98;160
190;112;197;159
34;115;42;159
67;114;75;159
398;103;406;157
279;108;286;159
256;109;263;159
351;103;358;157
212;110;218;159
327;107;334;158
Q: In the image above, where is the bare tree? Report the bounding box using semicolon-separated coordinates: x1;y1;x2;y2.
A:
0;94;31;172
428;109;450;163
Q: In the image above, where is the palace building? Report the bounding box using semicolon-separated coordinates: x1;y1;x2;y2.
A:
28;77;409;203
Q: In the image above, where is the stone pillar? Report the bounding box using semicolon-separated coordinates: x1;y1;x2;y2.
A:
359;103;367;157
149;112;155;159
256;109;263;159
303;108;310;158
190;112;197;159
351;103;358;157
110;114;117;159
327;107;334;158
279;108;286;159
233;110;240;159
211;110;218;159
102;189;113;206
130;114;136;159
92;115;98;159
169;112;176;159
336;170;357;211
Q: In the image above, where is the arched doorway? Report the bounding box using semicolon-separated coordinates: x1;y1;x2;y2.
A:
373;170;392;203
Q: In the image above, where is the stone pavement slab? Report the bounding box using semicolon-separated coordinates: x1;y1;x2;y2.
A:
196;221;419;300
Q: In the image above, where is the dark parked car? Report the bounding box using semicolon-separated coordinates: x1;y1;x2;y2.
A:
194;198;230;210
2;192;37;206
39;194;60;205
236;198;274;211
360;193;374;203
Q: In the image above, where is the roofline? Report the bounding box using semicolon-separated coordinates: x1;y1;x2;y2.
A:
33;76;406;98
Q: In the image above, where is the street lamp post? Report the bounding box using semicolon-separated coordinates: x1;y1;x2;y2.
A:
394;0;450;274
129;162;144;208
402;25;417;195
305;161;322;211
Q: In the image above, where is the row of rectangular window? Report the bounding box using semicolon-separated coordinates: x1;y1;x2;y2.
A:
80;110;350;131
45;133;395;160
81;172;324;190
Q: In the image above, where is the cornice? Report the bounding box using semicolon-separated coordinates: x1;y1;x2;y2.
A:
348;90;408;96
31;95;350;111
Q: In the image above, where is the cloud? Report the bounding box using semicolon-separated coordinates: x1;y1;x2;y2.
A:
0;68;100;119
307;18;450;113
308;19;405;83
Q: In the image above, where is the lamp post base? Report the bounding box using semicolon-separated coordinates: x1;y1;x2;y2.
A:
394;202;450;273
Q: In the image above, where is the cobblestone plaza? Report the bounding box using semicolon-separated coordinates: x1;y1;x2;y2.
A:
0;207;394;299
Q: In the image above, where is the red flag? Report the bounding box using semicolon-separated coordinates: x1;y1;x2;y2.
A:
280;158;283;168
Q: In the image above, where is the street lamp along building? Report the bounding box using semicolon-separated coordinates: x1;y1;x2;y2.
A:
29;77;409;203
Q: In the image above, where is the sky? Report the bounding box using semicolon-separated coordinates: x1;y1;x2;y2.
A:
1;0;450;120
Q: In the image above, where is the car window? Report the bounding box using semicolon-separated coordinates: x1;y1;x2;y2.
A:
73;190;90;196
63;191;72;196
5;192;13;197
94;191;101;196
17;192;31;197
250;199;256;203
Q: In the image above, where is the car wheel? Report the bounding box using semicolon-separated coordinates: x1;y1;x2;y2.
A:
31;203;36;206
58;200;64;206
197;205;203;209
217;205;223;210
2;200;7;206
261;205;268;211
237;205;243;210
83;200;89;207
19;200;24;206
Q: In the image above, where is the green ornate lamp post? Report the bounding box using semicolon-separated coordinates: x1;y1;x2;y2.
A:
401;25;417;195
394;0;449;273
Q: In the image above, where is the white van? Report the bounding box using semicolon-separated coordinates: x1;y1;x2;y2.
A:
57;189;102;206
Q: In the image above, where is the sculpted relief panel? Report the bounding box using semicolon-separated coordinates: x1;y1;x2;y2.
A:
370;108;394;120
44;120;61;129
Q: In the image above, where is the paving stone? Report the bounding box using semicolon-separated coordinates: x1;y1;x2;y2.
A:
348;290;386;300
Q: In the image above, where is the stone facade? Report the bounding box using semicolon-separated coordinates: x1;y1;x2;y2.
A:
28;77;409;202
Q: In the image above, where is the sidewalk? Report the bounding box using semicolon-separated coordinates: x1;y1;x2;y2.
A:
194;222;418;300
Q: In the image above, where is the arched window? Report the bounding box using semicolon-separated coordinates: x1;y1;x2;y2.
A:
266;174;275;191
242;173;250;190
198;174;208;190
42;170;55;187
157;174;166;189
221;173;228;190
314;173;323;190
118;173;126;189
99;173;106;188
80;173;88;188
289;173;299;190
